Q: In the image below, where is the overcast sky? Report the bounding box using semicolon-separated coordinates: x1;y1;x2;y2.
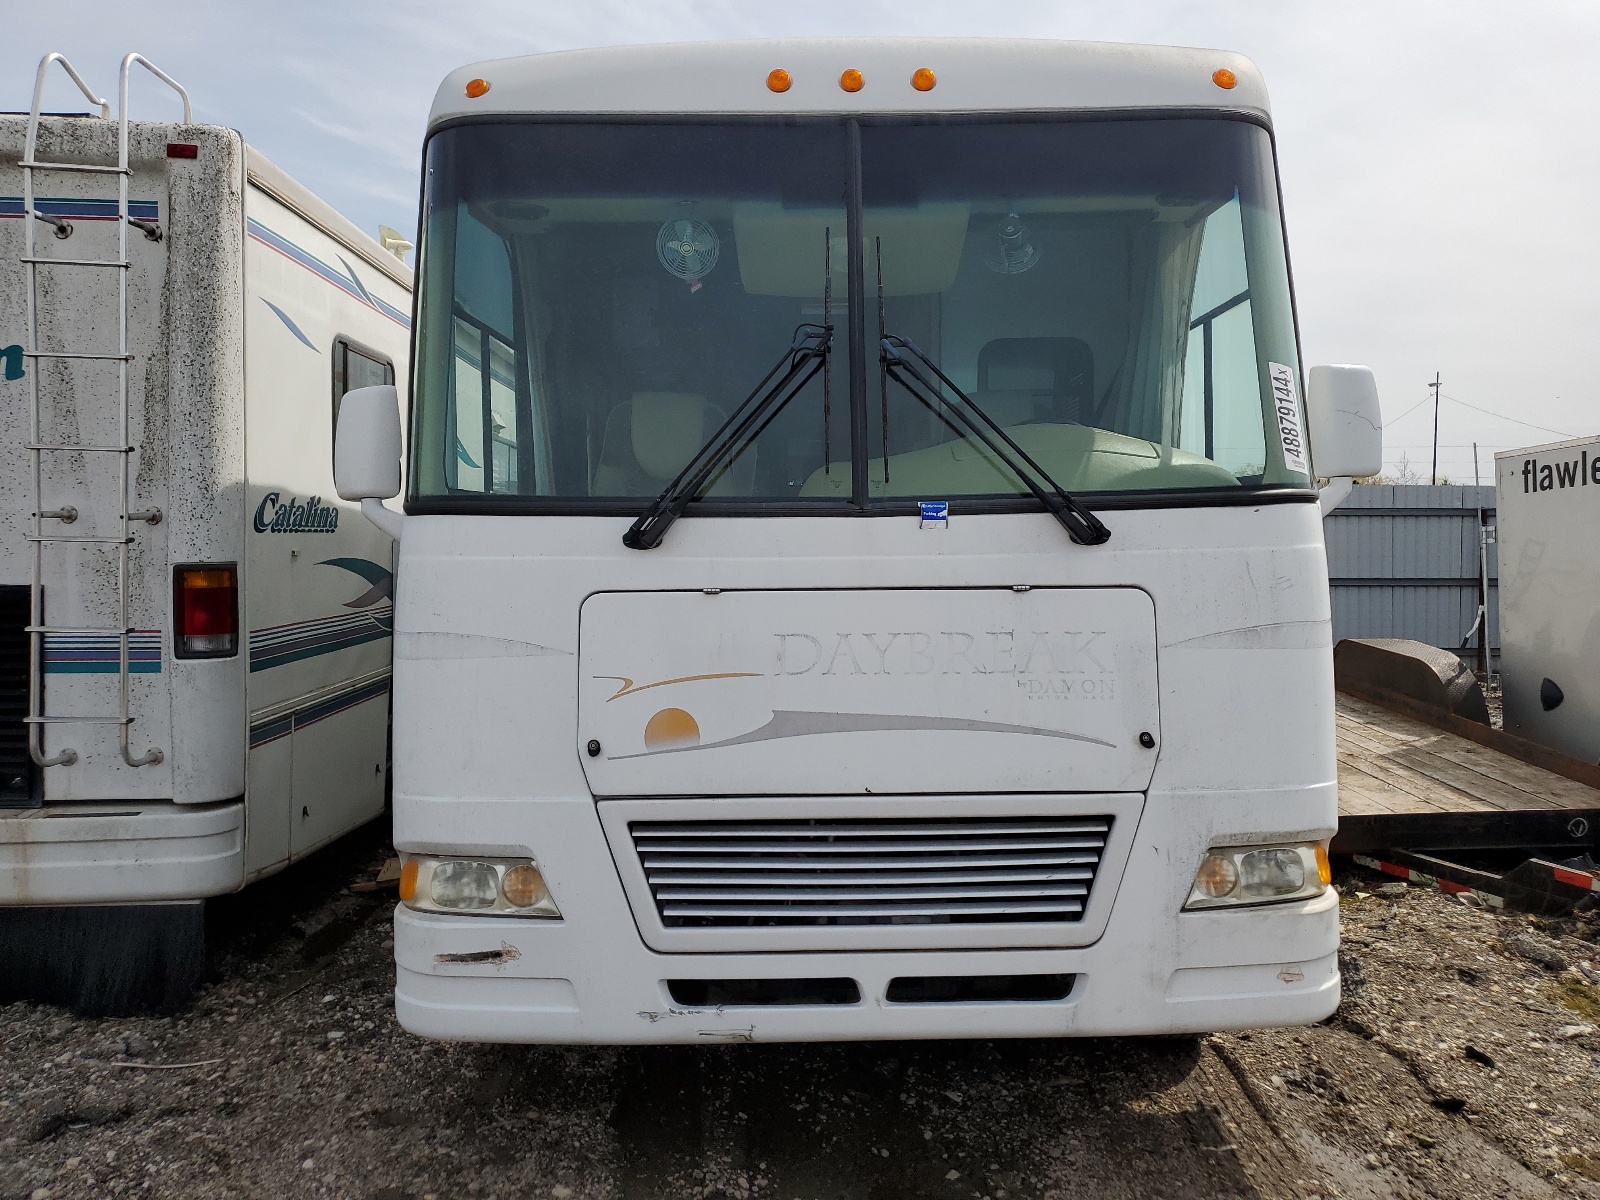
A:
7;1;1596;481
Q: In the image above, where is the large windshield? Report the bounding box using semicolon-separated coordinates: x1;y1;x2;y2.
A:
410;117;1307;509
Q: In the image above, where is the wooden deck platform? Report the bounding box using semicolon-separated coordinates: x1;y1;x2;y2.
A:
1333;692;1600;853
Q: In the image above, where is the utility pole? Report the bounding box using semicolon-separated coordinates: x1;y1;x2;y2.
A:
1429;372;1442;485
1473;442;1489;679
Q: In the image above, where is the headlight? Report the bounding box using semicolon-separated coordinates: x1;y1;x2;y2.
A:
398;856;561;919
1183;842;1330;910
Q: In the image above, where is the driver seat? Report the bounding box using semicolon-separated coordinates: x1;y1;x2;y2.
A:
975;337;1094;427
592;392;755;496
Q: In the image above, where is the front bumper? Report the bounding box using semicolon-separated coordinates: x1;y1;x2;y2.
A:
0;801;244;905
396;895;1339;1043
392;787;1340;1044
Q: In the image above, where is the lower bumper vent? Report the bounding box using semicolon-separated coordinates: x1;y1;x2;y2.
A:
667;978;861;1007
886;973;1076;1004
630;815;1112;928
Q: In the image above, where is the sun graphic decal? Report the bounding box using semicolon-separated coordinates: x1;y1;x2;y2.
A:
643;708;700;751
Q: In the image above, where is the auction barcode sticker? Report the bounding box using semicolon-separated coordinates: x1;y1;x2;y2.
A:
1268;362;1309;476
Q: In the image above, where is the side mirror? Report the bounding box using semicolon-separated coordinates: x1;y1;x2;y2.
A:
335;385;402;501
1306;365;1383;480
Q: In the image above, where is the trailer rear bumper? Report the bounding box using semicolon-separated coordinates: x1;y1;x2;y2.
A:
0;801;244;904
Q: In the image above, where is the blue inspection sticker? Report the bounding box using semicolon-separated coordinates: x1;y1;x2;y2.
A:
918;500;949;529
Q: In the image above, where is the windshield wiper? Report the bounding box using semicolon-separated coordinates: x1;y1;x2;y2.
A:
623;322;831;549
879;333;1111;546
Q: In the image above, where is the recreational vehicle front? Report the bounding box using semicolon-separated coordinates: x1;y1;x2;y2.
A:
349;39;1382;1043
0;56;411;1008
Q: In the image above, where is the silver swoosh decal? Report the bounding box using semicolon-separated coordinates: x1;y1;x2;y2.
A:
610;710;1116;759
1164;619;1330;651
395;631;570;660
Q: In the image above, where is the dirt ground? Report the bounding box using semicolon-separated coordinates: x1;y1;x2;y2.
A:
3;821;1599;1200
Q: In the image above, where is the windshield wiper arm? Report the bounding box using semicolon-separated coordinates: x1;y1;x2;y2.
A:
880;334;1111;546
623;323;831;550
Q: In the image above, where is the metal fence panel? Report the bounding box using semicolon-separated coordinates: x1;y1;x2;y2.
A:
1324;485;1498;656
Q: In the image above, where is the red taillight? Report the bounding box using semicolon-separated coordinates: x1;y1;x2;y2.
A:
174;564;238;658
166;142;199;159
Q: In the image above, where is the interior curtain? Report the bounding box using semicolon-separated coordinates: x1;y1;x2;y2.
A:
1122;217;1206;449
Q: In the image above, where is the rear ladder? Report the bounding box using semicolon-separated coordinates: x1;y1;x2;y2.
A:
20;53;190;770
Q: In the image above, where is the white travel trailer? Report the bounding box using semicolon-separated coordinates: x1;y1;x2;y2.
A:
336;39;1382;1043
0;54;410;1010
1496;436;1600;763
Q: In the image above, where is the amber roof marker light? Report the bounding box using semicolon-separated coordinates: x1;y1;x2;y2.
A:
465;77;491;98
839;68;864;93
911;67;937;92
1212;68;1237;90
767;68;792;93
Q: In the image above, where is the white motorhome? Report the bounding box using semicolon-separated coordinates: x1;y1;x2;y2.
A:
337;39;1382;1043
1496;436;1600;762
0;55;410;1009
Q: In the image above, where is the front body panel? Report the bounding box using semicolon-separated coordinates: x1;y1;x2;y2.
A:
390;501;1340;1041
393;503;1333;809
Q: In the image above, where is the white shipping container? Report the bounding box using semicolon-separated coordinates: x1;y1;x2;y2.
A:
1495;435;1600;762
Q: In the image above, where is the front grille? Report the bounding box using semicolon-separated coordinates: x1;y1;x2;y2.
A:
0;587;34;807
630;816;1112;928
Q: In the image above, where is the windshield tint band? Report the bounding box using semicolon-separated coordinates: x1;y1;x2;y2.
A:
403;482;1316;518
408;114;1306;512
425;108;1276;136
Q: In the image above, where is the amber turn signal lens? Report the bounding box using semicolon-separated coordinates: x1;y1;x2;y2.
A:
398;859;419;902
767;69;792;93
911;67;936;92
1314;844;1332;886
501;864;548;909
465;78;491;99
1194;853;1240;898
839;68;864;93
1212;68;1237;90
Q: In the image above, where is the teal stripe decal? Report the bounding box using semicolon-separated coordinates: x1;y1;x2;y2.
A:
249;675;390;748
43;630;163;674
249;624;390;672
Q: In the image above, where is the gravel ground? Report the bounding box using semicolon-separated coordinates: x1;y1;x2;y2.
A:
2;822;1599;1200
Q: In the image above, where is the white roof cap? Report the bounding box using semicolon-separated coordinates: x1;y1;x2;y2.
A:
1494;435;1600;460
428;38;1270;129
